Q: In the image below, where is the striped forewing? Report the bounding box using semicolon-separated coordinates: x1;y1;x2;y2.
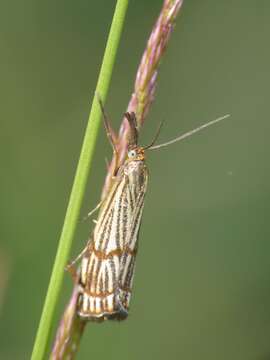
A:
78;159;148;320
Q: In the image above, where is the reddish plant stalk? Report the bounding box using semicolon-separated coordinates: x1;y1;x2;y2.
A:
102;0;183;197
51;1;183;358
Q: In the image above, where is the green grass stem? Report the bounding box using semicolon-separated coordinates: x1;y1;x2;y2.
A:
31;1;129;359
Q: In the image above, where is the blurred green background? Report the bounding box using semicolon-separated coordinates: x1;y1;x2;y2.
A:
1;1;270;359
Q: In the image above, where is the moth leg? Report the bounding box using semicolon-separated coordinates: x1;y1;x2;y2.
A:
97;95;118;150
97;94;119;176
110;154;119;178
82;200;103;222
105;156;119;181
66;244;89;281
65;262;80;283
105;157;109;170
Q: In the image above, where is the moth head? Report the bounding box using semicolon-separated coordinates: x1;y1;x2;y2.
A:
127;146;145;162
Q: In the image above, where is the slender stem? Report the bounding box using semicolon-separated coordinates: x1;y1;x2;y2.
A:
31;1;129;359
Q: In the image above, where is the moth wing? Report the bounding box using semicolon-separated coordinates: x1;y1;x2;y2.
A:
118;169;148;294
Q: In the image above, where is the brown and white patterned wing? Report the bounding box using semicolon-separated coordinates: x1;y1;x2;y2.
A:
118;173;148;310
78;178;124;320
78;164;148;321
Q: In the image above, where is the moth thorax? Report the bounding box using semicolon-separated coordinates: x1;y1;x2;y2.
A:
124;159;144;176
124;160;146;190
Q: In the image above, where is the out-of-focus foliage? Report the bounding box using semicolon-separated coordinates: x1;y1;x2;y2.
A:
1;1;270;359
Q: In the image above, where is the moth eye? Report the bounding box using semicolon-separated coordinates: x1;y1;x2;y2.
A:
128;150;136;158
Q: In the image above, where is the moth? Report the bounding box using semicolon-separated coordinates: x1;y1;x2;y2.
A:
75;99;229;321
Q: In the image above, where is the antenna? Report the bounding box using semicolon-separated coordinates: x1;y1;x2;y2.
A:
149;114;230;150
143;121;164;150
